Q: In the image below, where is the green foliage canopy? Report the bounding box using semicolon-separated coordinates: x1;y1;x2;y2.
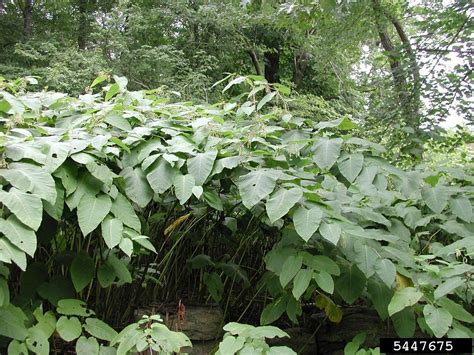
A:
0;75;472;354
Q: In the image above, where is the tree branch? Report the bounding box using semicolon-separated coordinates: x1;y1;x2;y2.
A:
247;49;263;77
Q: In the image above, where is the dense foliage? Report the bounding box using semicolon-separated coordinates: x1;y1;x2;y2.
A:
0;75;472;353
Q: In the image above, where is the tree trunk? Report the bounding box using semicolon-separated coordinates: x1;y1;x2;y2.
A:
390;16;421;118
372;0;421;114
189;0;199;43
372;0;424;158
247;49;263;77
372;0;406;98
78;0;88;50
264;50;280;83
293;52;308;89
22;0;33;40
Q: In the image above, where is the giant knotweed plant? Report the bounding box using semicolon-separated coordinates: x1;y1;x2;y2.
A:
0;75;472;353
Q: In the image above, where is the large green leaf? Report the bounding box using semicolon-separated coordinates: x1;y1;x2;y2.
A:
146;158;176;194
0;188;43;231
434;276;464;299
130;139;164;167
120;167;153;208
8;340;28;354
302;254;340;275
225;323;288;339
312;137;343;170
56;316;82;341
0;215;37;256
43;181;65;221
0;238;27;270
65;173;102;210
314;270;334;294
166;135;195;154
388;219;410;242
354;243;377;277
423;305;452;338
238;169;280;209
105;83;120;101
57;299;94;317
449;196;473;222
119;237;133;257
0;92;24;114
26;326;50;355
107;255;132;283
115;328;142;354
76;336;100;355
447;321;473;339
292;269;312;299
203;272;224;302
266;188;303;223
32;308;57;338
187;150;217;185
391;307;416;337
338;153;364;183
217;335;245;354
60;156;84;180
440;220;471;238
421;186;448;214
388;287;423;316
132;236;156;254
0;304;28;340
84;318;118;341
220;322;252;336
367;278;393;320
5;144;45;164
0;277;9;307
286;296;302;325
397;171;422;199
8;163;56;204
70;252;95;292
0;168;33;191
203;190;223;210
279;255;302;288
173;174;195;205
101;216;124;249
110;193;141;232
335;265;365;304
77;193;111;236
38;277;75;306
345;206;391;227
319;222;341;245
43;142;69;173
260;296;288;325
257;91;277;110
105;112;132;131
265;247;296;274
212;156;240;175
437;297;473;323
72;154;95;171
293;206;323;242
86;161;116;186
98;263;116;288
374;258;396;287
